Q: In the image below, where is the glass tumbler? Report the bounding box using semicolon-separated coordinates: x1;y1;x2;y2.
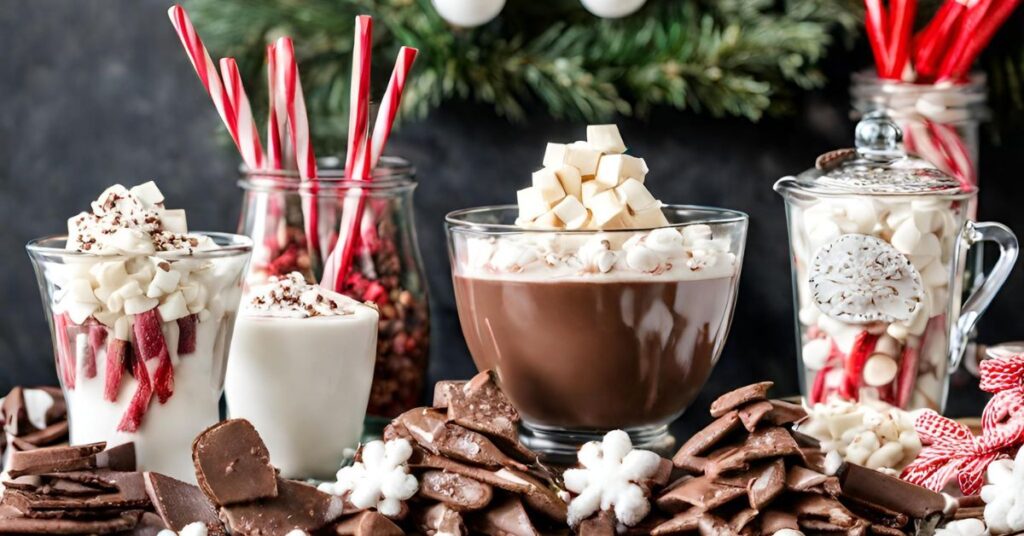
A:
237;157;430;421
27;233;252;482
446;205;747;460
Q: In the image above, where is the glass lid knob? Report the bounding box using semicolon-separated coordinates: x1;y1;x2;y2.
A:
854;111;905;162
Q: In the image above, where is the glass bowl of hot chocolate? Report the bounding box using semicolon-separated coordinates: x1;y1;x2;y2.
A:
446;125;747;459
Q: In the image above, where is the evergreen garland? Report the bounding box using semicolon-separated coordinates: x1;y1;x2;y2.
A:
185;0;1021;152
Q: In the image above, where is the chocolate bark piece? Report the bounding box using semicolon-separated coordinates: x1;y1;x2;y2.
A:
334;511;405;535
744;459;785;510
418;503;466;536
220;479;348;535
131;512;170;536
143;472;223;535
2;471;150;513
657;475;745;512
785;465;829;492
419;470;493;511
759;509;799;532
436;371;525;456
414;451;532;494
675;411;741;463
736;401;773;432
841;494;908;528
709;382;773;418
192;419;277;506
2;473;116;497
652;508;704;535
579;510;616;536
97;442;138;472
13;422;70;449
468;496;539;536
837;462;949;520
513;468;568;522
645;457;675;489
704;427;800;477
792;494;859;528
396;408;529;471
696;513;733;535
0;505;141;534
729;508;758;532
673;454;709;474
764;400;807;425
6;442;106;478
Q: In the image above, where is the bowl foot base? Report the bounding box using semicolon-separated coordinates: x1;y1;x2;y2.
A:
520;421;675;466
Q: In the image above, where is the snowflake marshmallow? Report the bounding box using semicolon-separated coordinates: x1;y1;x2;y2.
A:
563;430;662;527
935;518;989;536
981;448;1024;535
318;439;419;517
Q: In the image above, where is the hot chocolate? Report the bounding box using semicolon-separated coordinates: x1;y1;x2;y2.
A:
454;274;736;429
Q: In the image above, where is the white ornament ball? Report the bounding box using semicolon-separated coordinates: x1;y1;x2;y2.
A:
432;0;506;28
581;0;647;18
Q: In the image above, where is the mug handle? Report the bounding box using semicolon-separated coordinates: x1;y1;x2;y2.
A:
949;221;1019;371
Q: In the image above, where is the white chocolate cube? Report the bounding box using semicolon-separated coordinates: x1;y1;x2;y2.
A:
582;180;611;208
564;142;602;176
517;187;551;221
129;181;165;207
586;125;626;154
531;168;567;204
594;154;648;187
615;178;658;212
542;143;567;169
588;190;627;228
554;165;583;200
552;196;589;230
631;205;669;228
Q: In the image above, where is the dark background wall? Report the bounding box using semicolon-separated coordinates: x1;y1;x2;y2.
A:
2;1;1021;429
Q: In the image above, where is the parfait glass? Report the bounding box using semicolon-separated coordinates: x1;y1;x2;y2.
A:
446;205;747;460
237;156;429;422
27;233;252;482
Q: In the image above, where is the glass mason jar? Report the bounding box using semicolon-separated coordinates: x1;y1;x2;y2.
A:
27;233;253;482
237;157;429;421
774;113;1017;412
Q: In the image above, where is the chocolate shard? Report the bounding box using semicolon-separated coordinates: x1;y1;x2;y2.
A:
744;458;785;510
437;371;526;457
7;442;107;478
838;462;949;520
673;454;709;474
0;505;141;534
419;470;493;511
709;382;772;418
785;465;829;492
396;408;529;471
2;387;29;436
729;507;758;532
675;411;741;462
759;509;799;533
579;510;616;536
97;442;137;472
132;512;170;536
220;479;349;535
792;494;859;528
334;510;405;535
2;473;116;497
656;475;746;512
418;503;466;536
704;427;800;477
192;419;277;506
143;472;223;535
2;471;150;513
652;508;704;535
432;380;464;408
513;469;568;522
764;399;807;425
736;400;773;432
14;422;70;450
468;496;539;536
413;451;532;494
841;494;909;528
696;513;733;536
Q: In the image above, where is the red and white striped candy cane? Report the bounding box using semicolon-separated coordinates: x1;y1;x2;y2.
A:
265;43;284;171
220;58;264;170
276;37;319;259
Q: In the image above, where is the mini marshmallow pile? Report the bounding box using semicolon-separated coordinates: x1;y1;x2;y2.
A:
981;448;1024;535
464;224;735;278
516;125;668;231
55;182;235;334
796;397;922;475
798;196;956;343
245;272;360;318
564;430;664;528
156;522;209;536
318;439;419;518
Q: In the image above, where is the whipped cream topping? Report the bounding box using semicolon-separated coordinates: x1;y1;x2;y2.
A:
67;182;214;255
462;224;736;281
245;272;362;318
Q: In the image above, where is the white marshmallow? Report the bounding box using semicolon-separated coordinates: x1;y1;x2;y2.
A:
921;260;949;287
158;291;190;322
531;210;563;229
645;228;685;254
65;279;98;303
129;181;165;207
891;219;922;254
807;219;841;250
551;196;589;230
147;265;182;298
542;143;567;169
866;441;905;470
594;154;648;187
886;322;909;341
64;301;99;325
93;310;119;328
799;305;821;326
802;338;832;370
554;165;583;200
863;354;898;386
909;233;941;268
114;316;131;341
615;178;658;212
840;199;879;234
565;142;602;176
586;124;626;154
588;190;627;228
874;335;899;357
680;224;712;246
109;228;157;256
532;168;567;203
581;180;611;208
124;296;159;315
161;209;188;234
625;245;660;272
89;260;129;291
517;187;553;221
631;205;668;229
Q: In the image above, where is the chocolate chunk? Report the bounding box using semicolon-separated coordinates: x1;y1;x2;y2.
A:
396;408;528;471
709;382;772;418
414;451;531;494
2;471;150;513
514;469;568;522
675;411;741;462
220;479;348;535
579;510;616;536
0;505;141;534
192;419;277;506
334;511;405;535
98;442;138;472
792;494;858;528
798;447;827;474
798;517;862;533
2;387;30;437
786;465;829;492
645;457;674;489
130;512;170;536
14;422;70;449
673;454;709;474
736;400;773;432
652;508;704;535
419;471;493;511
657;475;745;512
841;494;909;528
143;472;223;535
759;509;799;533
432;380;464;408
745;459;785;510
838;462;949;519
6;442;106;478
729;507;758;532
696;513;733;536
438;371;523;453
418;503;465;536
704;427;800;477
765;399;807;425
2;473;116;497
468;496;539;536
